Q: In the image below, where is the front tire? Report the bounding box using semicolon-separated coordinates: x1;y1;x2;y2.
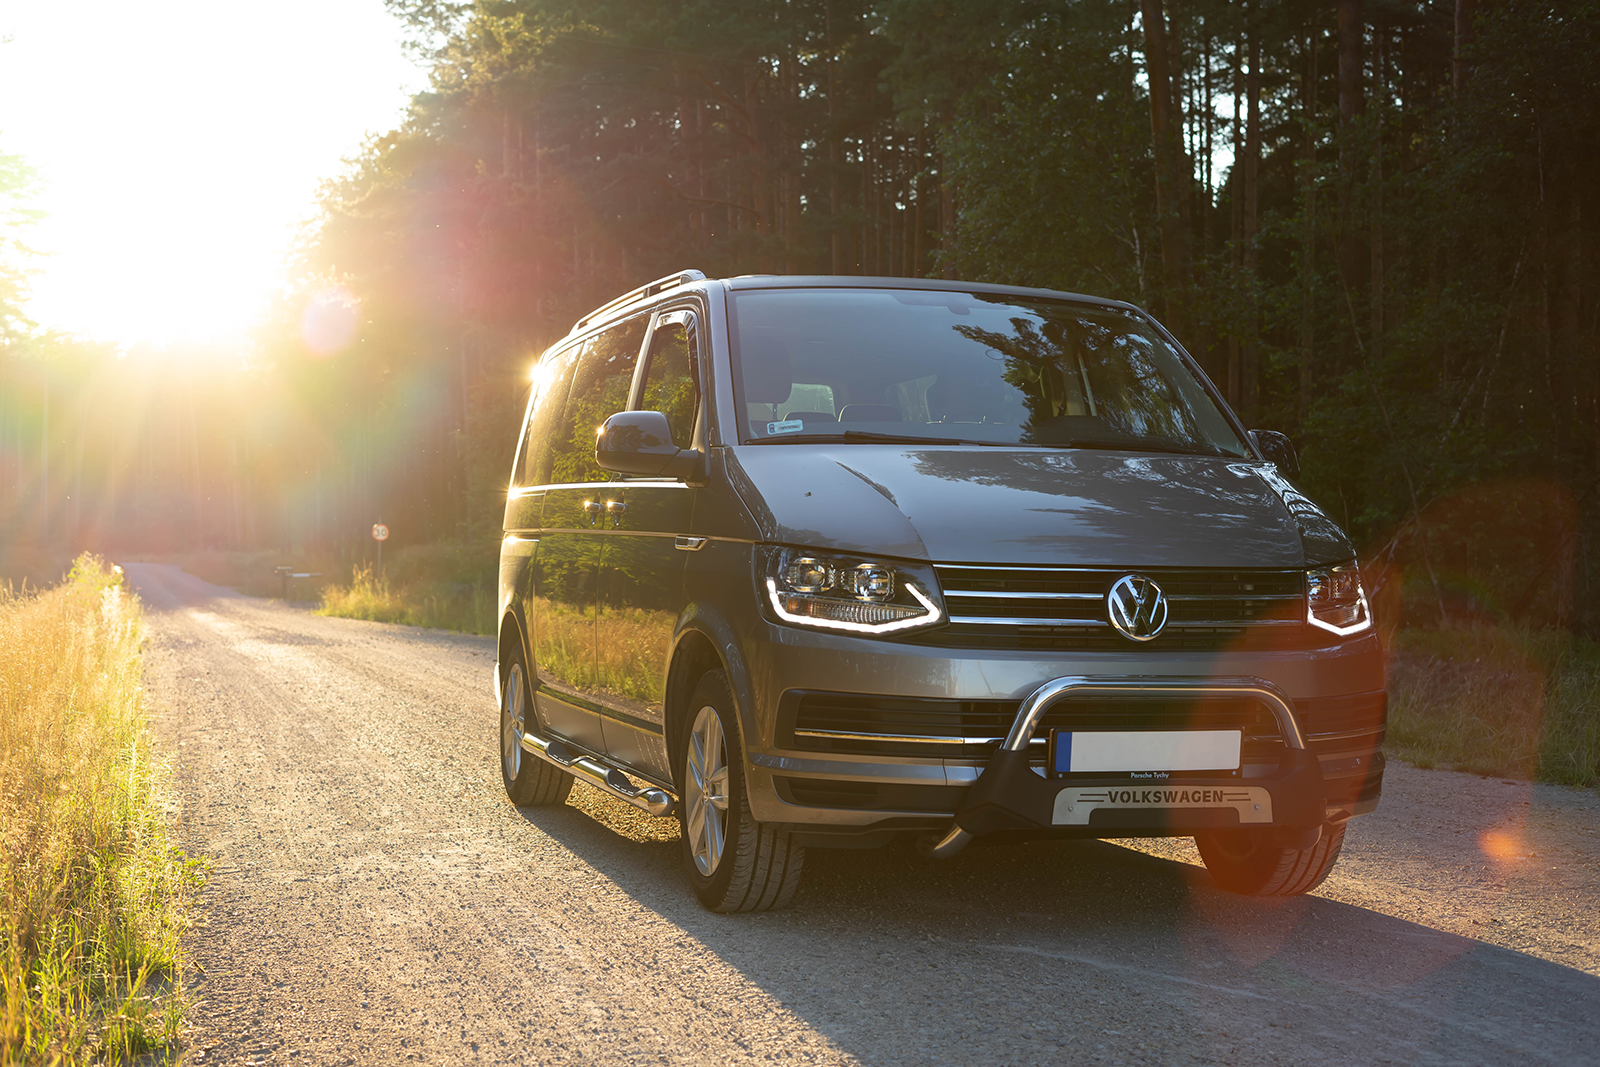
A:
676;670;805;912
1196;823;1346;896
499;648;573;807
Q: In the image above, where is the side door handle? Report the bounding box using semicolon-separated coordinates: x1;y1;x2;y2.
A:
674;536;707;551
604;499;627;528
582;499;602;527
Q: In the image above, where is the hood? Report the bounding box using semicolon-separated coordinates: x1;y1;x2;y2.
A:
726;445;1350;568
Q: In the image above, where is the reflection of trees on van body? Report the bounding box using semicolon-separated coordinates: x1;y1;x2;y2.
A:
902;451;1298;560
550;320;644;487
551;376;632;486
533;595;593;696
594;602;674;707
535;546;602;605
599;536;680;614
954;316;1203;446
641;372;696;450
531;597;674;706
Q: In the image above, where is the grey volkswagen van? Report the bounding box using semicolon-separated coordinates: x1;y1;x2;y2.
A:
496;271;1385;912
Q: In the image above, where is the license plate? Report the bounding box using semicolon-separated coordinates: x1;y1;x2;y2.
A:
1048;729;1241;775
1052;785;1273;825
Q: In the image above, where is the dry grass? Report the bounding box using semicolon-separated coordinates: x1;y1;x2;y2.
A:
317;563;496;635
0;555;202;1064
1388;624;1600;787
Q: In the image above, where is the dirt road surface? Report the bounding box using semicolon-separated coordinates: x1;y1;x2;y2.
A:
125;562;1600;1066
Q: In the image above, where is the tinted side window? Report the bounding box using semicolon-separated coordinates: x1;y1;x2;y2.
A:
638;318;699;450
521;343;582;487
549;316;646;485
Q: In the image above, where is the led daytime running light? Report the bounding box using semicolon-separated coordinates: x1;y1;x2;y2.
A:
1306;569;1373;636
765;577;943;634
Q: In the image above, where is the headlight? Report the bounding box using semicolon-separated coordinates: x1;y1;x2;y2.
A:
1307;563;1372;636
759;546;944;634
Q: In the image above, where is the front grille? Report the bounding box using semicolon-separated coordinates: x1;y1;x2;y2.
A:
908;564;1309;651
782;690;1287;762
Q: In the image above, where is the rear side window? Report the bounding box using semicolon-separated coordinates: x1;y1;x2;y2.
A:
549;316;646;485
638;317;700;450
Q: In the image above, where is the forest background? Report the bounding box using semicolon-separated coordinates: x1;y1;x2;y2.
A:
1;0;1597;641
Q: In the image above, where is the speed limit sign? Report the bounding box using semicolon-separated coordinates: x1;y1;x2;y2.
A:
372;523;390;541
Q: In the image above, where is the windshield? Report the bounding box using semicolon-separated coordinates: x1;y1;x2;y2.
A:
729;288;1247;456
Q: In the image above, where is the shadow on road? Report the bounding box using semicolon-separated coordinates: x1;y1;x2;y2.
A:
514;787;1600;1064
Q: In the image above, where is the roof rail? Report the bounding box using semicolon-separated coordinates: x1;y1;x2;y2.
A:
571;269;708;334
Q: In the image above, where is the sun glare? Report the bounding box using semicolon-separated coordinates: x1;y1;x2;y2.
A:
301;288;362;357
0;0;426;350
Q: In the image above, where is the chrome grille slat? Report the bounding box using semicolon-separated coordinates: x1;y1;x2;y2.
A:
1164;593;1303;602
945;590;1102;600
921;565;1310;651
949;615;1111;627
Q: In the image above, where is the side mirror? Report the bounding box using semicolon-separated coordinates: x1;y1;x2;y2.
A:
1249;429;1300;477
595;411;701;480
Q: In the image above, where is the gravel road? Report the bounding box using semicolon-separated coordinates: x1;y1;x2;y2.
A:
124;562;1600;1066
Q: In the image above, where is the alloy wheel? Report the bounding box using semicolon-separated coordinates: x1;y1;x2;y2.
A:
501;663;525;780
684;704;730;876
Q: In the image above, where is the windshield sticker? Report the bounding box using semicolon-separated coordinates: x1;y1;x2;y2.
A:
767;419;804;435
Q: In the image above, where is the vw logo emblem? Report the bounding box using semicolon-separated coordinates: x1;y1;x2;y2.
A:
1107;574;1168;642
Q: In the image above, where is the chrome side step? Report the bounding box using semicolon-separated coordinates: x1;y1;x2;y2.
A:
520;731;676;817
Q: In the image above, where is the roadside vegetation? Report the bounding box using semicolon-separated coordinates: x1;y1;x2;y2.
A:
1388;624;1600;788
0;555;201;1064
316;542;497;635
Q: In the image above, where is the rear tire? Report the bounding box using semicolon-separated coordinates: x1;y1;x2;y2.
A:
676;670;805;912
1196;823;1346;896
499;648;573;807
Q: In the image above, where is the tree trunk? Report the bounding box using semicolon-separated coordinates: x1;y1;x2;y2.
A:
1141;0;1191;331
827;0;842;274
1242;8;1261;420
1337;0;1365;293
1301;17;1319;422
1370;19;1386;366
1453;0;1476;94
1228;40;1243;408
1202;30;1214;259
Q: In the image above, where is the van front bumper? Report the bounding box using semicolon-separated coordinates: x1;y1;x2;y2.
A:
739;653;1385;845
913;675;1328;855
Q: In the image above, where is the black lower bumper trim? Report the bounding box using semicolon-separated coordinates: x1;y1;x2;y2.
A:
953;748;1328;838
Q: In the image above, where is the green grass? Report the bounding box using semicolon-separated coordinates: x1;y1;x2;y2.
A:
1388;623;1600;787
0;555;204;1065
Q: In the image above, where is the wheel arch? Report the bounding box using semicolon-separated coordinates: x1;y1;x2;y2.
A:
663;616;741;787
497;609;530;695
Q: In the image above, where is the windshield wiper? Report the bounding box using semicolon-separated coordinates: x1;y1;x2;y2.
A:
752;430;971;446
1044;438;1230;457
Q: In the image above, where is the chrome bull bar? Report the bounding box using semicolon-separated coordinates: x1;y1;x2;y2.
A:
922;675;1309;858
